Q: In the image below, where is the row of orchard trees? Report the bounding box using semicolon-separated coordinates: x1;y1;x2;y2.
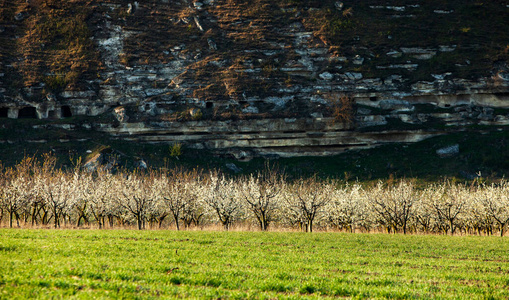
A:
1;156;509;235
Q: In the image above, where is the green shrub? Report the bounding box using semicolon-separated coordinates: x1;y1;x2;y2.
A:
189;108;203;121
43;75;67;90
169;143;183;158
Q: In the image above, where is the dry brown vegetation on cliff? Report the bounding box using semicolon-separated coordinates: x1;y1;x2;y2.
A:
2;0;508;109
11;0;99;91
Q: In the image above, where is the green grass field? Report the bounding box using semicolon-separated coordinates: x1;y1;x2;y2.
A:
1;230;509;299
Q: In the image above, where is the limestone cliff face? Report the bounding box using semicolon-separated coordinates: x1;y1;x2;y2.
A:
1;0;509;157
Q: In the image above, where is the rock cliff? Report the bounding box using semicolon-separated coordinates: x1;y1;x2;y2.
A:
1;0;509;157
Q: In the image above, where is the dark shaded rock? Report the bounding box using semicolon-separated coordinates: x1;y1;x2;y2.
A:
14;12;27;21
226;163;243;173
379;100;414;112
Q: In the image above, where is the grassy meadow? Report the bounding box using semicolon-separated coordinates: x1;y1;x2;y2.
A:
1;229;509;299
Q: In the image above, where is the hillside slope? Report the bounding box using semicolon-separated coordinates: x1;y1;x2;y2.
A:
1;0;509;158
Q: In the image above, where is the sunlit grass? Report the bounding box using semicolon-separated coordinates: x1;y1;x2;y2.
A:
1;229;509;299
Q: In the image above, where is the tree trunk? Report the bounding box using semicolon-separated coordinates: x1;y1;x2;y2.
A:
306;221;313;233
137;215;143;230
223;219;230;231
261;221;267;231
261;211;269;231
256;213;269;231
43;213;52;226
31;203;38;226
183;217;192;229
193;214;203;227
9;210;13;228
158;215;167;229
53;208;59;229
173;212;180;231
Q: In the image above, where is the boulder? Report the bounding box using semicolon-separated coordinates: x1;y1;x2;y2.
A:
310;95;327;104
387;6;405;11
400;47;436;60
431;73;452;80
319;72;333;80
352;55;364;65
310;112;323;119
45;93;57;102
386;50;402;58
439;45;457;52
193;2;204;10
436;144;459;158
342;72;363;80
398;114;424;124
357;107;372;115
230;150;254;162
113;106;129;122
242;106;259;114
189;108;202;119
83;153;103;172
434;10;454;14
498;72;509;81
207;38;217;51
493;115;509;125
478;107;494;120
379;99;414;112
136;159;148;169
413;53;436;60
226;163;243;173
14;12;27;21
356;115;387;127
376;64;419;71
265;96;293;110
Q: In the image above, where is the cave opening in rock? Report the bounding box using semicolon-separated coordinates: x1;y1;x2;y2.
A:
18;107;37;119
0;107;8;118
110;102;121;109
370;96;378;102
61;105;72;118
206;101;214;109
47;110;57;119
